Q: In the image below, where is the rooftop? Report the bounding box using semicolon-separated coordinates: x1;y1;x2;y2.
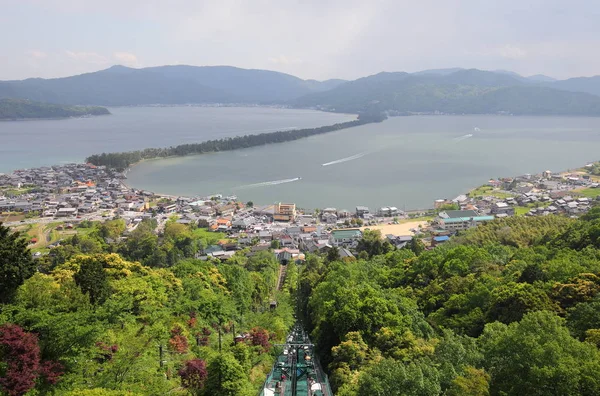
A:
440;209;478;219
331;229;362;238
442;215;495;224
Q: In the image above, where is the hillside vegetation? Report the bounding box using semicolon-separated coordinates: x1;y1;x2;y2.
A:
0;65;344;106
3;66;600;116
298;210;600;395
0;219;296;395
5;208;600;394
294;70;600;115
0;98;109;120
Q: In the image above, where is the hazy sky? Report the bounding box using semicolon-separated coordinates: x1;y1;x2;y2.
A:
2;0;600;81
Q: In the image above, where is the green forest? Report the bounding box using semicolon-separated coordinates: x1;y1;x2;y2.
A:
4;211;600;394
293;71;600;116
85;115;384;171
0;99;109;120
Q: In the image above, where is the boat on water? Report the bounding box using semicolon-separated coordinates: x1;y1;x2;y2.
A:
260;325;332;396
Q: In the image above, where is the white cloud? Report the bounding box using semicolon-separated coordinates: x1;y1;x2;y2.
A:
26;50;47;59
113;51;138;66
65;50;108;64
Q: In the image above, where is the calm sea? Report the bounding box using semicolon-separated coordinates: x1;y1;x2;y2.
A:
3;108;600;210
0;106;355;172
126;115;600;210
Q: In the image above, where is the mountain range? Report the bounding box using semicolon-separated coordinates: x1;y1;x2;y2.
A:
2;65;600;116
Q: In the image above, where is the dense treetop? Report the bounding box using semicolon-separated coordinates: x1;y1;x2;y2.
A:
298;209;600;395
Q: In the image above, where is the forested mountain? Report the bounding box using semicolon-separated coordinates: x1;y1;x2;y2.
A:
548;76;600;97
293;69;600;115
0;98;109;120
0;65;344;106
2;65;600;115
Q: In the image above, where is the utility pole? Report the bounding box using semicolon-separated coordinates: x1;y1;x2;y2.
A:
218;317;222;353
159;344;164;368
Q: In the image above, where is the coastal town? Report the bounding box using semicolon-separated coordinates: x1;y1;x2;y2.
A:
1;161;600;260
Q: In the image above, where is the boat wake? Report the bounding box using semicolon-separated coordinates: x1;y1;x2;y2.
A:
454;134;473;142
322;152;367;167
233;177;301;190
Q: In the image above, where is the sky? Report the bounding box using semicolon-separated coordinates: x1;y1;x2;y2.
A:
2;0;600;81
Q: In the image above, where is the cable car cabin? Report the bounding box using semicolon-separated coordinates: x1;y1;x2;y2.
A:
270;300;277;310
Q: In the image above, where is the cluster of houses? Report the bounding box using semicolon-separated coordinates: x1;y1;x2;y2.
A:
176;202;377;262
4;161;600;261
430;169;600;235
0;163;152;219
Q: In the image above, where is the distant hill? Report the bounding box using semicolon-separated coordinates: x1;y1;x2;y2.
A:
547;76;600;98
0;65;344;106
412;68;465;76
2;65;600;116
527;74;556;83
293;69;600;116
0;99;109;120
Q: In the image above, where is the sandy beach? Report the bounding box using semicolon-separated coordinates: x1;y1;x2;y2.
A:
361;220;429;237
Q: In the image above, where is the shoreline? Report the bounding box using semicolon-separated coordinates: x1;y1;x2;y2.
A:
123;159;600;215
0;113;111;122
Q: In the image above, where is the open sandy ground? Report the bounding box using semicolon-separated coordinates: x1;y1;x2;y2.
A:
361;220;428;236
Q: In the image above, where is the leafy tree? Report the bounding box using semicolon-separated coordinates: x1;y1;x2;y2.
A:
409;237;425;256
98;219;126;240
0;223;36;304
329;331;378;392
326;246;341;262
356;229;392;258
479;311;600;395
203;353;252;396
0;323;63;396
567;296;600;339
0;323;41;396
178;358;208;396
584;329;600;347
486;282;556;324
63;390;142;396
357;358;441;396
249;327;271;352
446;366;490;396
74;256;112;305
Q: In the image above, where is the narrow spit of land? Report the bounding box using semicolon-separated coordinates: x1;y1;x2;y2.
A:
85;114;386;171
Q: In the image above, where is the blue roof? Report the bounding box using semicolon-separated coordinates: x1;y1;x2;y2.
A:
433;236;450;242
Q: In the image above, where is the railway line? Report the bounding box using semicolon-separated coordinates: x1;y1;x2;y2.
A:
259;325;332;396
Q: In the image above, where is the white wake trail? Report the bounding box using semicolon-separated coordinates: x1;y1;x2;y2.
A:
234;177;301;190
322;152;367;167
453;134;473;142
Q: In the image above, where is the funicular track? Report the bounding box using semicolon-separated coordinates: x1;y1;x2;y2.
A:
259;325;332;396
